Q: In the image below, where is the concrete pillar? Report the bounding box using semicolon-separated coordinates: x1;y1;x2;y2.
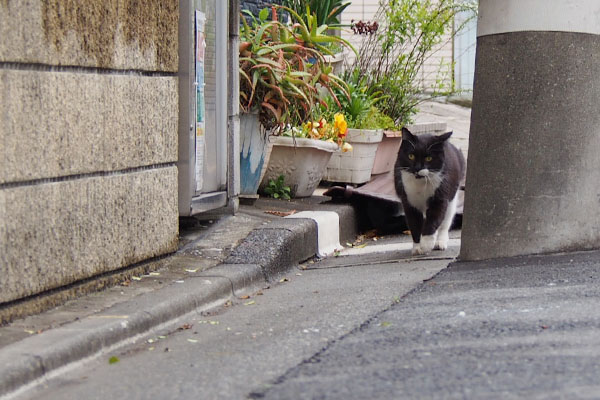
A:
460;0;600;260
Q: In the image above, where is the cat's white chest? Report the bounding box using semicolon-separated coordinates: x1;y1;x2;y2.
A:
401;171;442;214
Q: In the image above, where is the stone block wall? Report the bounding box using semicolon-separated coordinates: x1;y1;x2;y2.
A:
0;1;179;305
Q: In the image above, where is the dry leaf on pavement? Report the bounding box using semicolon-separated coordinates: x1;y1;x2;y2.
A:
264;210;297;217
177;323;193;331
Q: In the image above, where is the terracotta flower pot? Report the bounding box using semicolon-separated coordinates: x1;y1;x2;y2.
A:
371;122;449;176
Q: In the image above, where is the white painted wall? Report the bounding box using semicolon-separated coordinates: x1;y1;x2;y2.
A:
478;0;600;37
339;0;380;64
454;9;477;92
340;0;456;90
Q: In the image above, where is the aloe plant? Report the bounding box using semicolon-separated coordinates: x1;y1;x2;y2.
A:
282;0;351;28
279;5;356;57
239;6;355;131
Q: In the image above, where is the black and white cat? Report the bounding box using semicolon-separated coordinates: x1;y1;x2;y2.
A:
394;127;465;255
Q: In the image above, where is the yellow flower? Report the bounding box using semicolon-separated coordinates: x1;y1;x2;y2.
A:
334;113;348;138
342;142;353;153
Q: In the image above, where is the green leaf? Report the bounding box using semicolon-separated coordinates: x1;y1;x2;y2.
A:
109;356;120;364
258;7;269;22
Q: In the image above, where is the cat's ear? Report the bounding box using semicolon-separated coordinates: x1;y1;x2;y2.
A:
437;131;453;142
401;127;415;142
429;131;453;151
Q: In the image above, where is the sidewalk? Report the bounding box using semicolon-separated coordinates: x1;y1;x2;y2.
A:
0;99;471;397
0;194;361;397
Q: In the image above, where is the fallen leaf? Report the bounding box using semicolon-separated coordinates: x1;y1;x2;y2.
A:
149;272;160;276
380;322;392;327
185;268;199;273
120;280;131;287
108;356;120;364
244;300;256;306
279;278;290;283
148;347;155;351
131;276;142;281
240;295;251;300
403;230;411;235
264;210;297;217
158;335;167;339
177;323;193;331
256;291;264;296
355;243;368;249
209;321;219;325
346;242;353;247
187;339;198;343
224;300;233;307
24;329;35;334
363;229;378;239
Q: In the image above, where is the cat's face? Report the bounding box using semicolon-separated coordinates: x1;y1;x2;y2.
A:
396;128;452;179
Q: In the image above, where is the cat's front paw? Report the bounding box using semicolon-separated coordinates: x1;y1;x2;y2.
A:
435;232;449;251
420;235;435;254
411;243;424;255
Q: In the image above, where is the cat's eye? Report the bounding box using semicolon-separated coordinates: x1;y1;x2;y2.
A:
408;154;415;160
425;156;433;162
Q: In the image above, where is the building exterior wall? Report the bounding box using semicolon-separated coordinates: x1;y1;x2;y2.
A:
0;1;179;304
341;0;455;90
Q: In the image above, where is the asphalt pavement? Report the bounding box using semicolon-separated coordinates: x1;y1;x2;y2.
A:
5;100;600;398
7;239;457;400
251;250;600;400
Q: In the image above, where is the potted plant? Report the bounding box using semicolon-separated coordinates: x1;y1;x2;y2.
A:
260;113;351;198
281;0;351;73
238;5;356;196
336;0;475;178
348;0;477;128
322;69;387;184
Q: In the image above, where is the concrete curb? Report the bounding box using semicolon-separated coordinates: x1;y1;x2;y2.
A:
0;205;359;398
